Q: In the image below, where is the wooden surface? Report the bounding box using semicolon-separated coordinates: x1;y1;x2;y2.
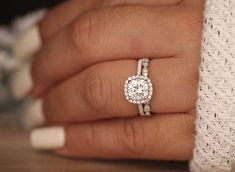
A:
0;126;189;172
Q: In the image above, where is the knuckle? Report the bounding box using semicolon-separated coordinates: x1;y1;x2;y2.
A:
82;66;111;114
31;53;50;84
83;123;98;152
71;13;95;53
115;6;152;55
70;10;106;56
118;119;147;156
39;13;57;40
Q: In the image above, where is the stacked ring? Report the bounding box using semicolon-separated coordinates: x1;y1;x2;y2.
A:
124;58;153;116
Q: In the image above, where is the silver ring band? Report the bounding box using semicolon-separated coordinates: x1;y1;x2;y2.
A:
138;58;151;116
124;58;153;117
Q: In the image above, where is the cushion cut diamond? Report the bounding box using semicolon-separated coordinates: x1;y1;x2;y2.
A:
124;76;153;104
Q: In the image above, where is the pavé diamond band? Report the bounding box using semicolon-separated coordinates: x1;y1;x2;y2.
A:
124;58;153;116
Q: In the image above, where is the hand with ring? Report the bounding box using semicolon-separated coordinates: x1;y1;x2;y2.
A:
20;0;204;161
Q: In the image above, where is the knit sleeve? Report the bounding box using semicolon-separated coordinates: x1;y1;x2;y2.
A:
190;0;235;171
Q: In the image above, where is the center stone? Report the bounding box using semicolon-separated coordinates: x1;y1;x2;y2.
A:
124;76;152;104
128;78;148;99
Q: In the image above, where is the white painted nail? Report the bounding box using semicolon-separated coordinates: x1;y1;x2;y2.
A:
10;63;33;99
13;25;41;59
30;126;65;150
22;100;45;129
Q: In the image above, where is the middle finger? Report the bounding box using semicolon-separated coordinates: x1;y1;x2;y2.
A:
40;0;183;41
32;4;202;96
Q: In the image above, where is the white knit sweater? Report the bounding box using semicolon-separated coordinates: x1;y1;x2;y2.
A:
190;0;235;171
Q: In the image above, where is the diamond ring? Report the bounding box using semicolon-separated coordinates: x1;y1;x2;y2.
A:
124;58;153;116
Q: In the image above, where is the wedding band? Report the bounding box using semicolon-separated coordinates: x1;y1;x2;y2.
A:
124;58;153;116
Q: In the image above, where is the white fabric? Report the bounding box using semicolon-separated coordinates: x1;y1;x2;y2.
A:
190;0;235;171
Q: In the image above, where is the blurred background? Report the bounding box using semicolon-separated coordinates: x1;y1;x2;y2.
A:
0;0;63;126
0;0;62;24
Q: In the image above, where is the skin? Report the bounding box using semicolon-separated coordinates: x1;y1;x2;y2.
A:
31;0;204;160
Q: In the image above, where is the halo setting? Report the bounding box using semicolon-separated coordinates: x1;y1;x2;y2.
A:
124;75;153;104
124;58;153;116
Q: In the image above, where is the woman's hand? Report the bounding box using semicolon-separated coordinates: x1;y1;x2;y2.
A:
24;0;204;161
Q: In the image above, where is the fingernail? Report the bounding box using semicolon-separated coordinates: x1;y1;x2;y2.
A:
22;100;45;129
13;25;41;59
10;63;33;99
30;126;65;150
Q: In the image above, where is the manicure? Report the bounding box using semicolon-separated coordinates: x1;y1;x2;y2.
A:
30;126;65;150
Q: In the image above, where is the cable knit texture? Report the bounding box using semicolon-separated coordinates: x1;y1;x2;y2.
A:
190;0;235;171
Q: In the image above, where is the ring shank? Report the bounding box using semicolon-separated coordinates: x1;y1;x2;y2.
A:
138;103;151;117
137;58;151;117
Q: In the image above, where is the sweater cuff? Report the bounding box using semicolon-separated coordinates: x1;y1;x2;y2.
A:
190;0;235;171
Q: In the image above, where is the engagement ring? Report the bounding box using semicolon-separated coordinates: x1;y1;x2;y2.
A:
124;58;153;116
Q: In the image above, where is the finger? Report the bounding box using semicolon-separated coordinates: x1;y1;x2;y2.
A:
32;4;203;96
13;0;182;60
40;0;182;41
30;57;199;124
39;0;95;41
30;112;195;160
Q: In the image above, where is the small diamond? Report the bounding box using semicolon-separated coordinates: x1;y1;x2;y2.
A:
144;105;150;112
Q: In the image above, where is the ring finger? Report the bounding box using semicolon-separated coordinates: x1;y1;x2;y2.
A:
26;56;199;125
